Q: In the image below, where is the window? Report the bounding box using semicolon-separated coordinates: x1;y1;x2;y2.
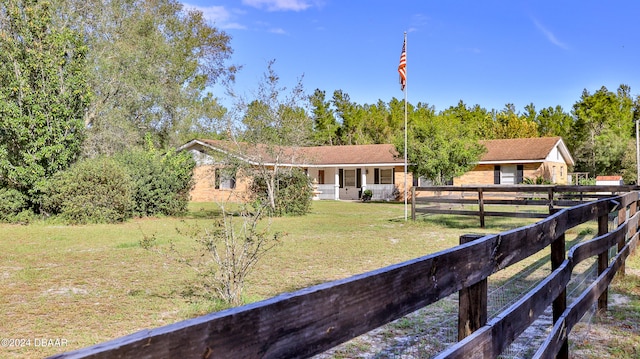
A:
344;169;356;187
374;168;394;184
214;168;236;190
318;170;325;184
516;165;524;184
494;166;501;184
380;169;393;184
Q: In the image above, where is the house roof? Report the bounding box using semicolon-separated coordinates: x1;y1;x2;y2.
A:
178;139;404;167
478;137;574;166
179;136;574;168
300;144;402;166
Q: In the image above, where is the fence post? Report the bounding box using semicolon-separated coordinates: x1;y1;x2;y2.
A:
597;210;609;313
551;233;568;359
478;188;485;228
548;187;554;213
458;234;487;341
617;203;627;276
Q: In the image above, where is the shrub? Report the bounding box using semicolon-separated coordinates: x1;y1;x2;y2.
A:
251;168;312;216
141;204;283;307
42;157;134;224
0;187;31;222
362;189;373;202
116;148;195;217
523;176;552;185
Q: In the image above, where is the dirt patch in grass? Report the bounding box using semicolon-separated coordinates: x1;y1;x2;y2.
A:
570;269;640;359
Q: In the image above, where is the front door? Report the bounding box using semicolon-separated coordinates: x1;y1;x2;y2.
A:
340;169;361;200
501;165;517;184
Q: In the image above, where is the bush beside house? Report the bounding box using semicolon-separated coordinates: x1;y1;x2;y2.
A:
34;149;195;224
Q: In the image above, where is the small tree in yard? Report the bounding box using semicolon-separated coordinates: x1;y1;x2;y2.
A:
141;204;283;307
224;60;314;216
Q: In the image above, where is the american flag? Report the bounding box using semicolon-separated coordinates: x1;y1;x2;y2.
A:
398;38;406;91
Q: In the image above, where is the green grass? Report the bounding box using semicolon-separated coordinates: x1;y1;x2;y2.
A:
569;249;640;358
0;201;637;358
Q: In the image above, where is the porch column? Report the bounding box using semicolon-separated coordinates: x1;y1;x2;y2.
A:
361;167;367;192
334;170;340;200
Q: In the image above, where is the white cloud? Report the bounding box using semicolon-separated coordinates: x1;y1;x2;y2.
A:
182;3;247;30
242;0;312;12
269;27;287;35
532;18;568;50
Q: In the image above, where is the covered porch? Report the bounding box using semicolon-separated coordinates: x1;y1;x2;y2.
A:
307;166;404;201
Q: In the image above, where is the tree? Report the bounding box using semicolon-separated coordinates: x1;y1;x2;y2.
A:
488;104;539;139
0;0;91;209
332;90;368;145
441;101;492;139
396;107;485;185
309;89;339;145
571;85;635;176
620;139;638;185
534;105;573;138
227;60;313;214
141;204;283;307
64;0;236;154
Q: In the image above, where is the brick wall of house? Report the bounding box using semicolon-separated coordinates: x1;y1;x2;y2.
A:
454;163;563;186
454;164;494;186
190;165;250;203
540;161;569;184
453;162;570;186
394;166;413;200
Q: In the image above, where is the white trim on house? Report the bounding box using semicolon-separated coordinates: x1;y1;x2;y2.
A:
479;159;556;165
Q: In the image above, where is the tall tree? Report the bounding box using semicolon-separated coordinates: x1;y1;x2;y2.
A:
227;60;313;212
441;101;492;139
332;90;368;145
488;104;538;139
309;89;338;145
363;100;393;144
64;0;236;154
396;106;484;185
534;105;573;139
0;0;91;207
571;85;635;176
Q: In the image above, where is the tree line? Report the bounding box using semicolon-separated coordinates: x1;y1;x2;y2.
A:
310;85;639;185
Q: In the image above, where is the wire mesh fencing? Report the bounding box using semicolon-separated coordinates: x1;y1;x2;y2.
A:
314;222;608;359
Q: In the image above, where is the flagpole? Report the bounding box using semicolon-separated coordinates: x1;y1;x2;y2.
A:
403;31;408;221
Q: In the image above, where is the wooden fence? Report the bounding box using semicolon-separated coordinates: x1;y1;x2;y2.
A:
50;192;640;359
411;185;637;227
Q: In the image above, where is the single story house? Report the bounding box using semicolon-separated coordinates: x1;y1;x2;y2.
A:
179;136;574;202
453;137;574;186
178;139;411;202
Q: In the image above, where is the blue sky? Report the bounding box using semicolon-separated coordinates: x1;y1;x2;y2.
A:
183;0;640;114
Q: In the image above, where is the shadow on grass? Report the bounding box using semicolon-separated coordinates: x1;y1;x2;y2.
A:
183;206;224;219
414;214;540;231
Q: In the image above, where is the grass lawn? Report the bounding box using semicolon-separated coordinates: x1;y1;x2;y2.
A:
0;200;637;358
